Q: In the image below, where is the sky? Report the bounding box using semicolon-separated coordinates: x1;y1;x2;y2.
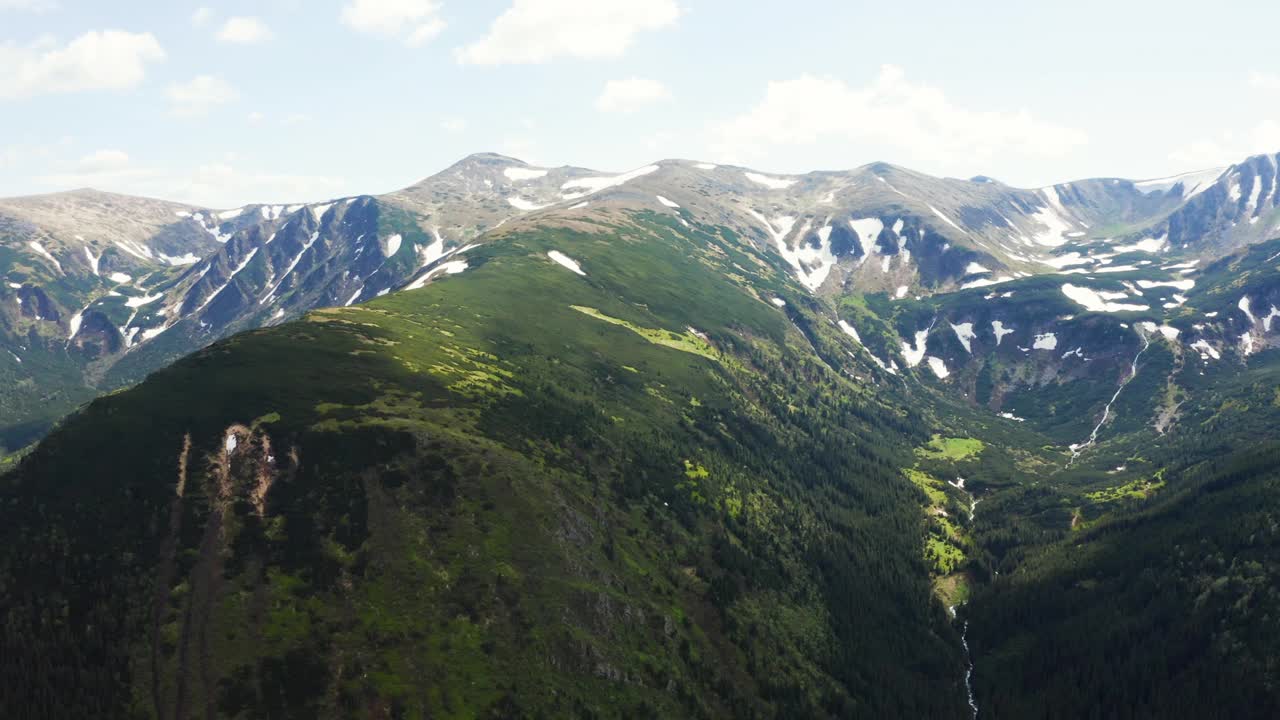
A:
3;0;1280;208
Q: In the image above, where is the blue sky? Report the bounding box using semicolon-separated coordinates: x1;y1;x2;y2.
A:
3;0;1280;207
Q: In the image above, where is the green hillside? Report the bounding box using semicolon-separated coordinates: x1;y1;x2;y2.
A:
0;214;968;719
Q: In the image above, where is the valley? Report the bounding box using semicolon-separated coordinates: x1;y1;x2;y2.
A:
4;151;1280;718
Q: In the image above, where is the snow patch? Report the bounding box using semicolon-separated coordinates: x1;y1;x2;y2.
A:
961;276;1014;290
848;218;884;261
1240;296;1257;324
561;164;660;198
1263;306;1280;332
27;241;62;272
1032;332;1058;350
992;320;1013;346
197;248;259;312
503;167;547;181
951;322;976;353
261;233;320;304
547;250;586;276
1241;332;1255;356
964;262;991;275
901;325;932;368
655;195;680;208
838;319;861;344
405;260;468;290
1137;278;1195;291
383;234;402;258
926;356;950;379
160;252;201;266
125;293;163;308
419;229;445;268
770;297;787;307
748;210;834;292
84;247;101;276
109;272;132;283
743;171;796;190
507;197;546;212
1190;339;1221;360
1113;235;1168;254
122;238;161;263
1061;284;1150;312
928;205;963;233
1133;167;1224;198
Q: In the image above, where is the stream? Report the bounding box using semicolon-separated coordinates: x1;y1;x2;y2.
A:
1067;330;1152;467
947;477;981;719
961;621;979;719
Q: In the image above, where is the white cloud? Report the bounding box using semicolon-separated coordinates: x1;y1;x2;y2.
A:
0;136;71;169
1169;122;1280;168
1249;71;1280;91
167;74;238;117
0;30;165;100
709;66;1088;173
77;149;130;172
247;110;265;124
596;77;671;113
191;7;213;26
38;157;345;207
406;19;445;46
341;0;446;47
440;116;467;132
0;0;58;11
173;163;347;206
216;16;274;45
457;0;681;65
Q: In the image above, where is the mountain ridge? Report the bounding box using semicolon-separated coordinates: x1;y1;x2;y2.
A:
2;149;1278;456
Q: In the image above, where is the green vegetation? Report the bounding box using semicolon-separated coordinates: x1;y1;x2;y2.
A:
6;195;1280;718
570;305;720;360
0;215;968;719
970;445;1280;719
917;436;984;462
1084;470;1166;504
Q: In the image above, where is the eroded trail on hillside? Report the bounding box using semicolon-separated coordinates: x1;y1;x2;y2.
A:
1068;330;1152;467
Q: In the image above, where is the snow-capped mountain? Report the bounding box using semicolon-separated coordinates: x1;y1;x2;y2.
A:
3;150;1280;451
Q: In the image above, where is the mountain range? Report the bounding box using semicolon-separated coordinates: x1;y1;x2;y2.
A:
3;150;1280;718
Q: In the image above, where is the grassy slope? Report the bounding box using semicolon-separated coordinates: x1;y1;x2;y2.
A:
0;213;967;719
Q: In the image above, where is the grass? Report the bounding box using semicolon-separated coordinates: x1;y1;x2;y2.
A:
917;435;985;462
570;305;721;360
1086;470;1167;504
